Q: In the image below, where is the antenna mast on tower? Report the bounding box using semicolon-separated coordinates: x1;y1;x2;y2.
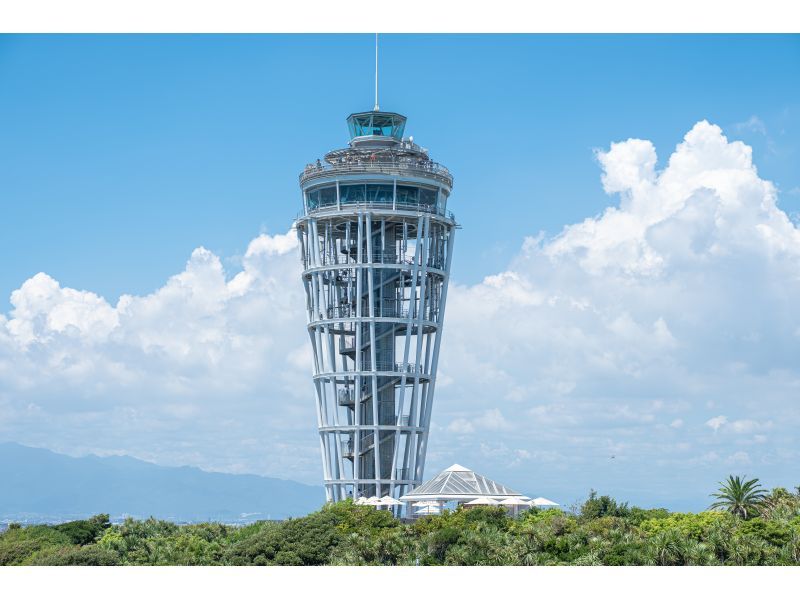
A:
374;33;380;112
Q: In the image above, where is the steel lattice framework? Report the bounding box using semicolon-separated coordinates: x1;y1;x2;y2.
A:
295;110;456;504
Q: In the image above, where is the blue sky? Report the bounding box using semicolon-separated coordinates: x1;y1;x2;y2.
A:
1;34;799;510
1;35;798;304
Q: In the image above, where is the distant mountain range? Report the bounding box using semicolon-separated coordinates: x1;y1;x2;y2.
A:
0;442;325;523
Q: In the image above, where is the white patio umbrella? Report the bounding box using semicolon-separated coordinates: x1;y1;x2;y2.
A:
464;497;499;506
412;500;441;507
499;496;531;515
499;497;530;506
365;496;383;507
378;496;403;506
355;497;369;505
530;497;559;507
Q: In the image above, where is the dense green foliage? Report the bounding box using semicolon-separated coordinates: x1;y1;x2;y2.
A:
2;483;799;566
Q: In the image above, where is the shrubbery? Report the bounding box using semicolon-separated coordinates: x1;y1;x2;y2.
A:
2;483;799;566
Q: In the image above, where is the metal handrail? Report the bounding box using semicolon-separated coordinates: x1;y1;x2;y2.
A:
341;432;375;457
297;202;456;221
323;305;416;320
299;159;453;185
327;305;356;319
372;250;399;263
309;251;445;269
337;389;355;406
373;361;421;374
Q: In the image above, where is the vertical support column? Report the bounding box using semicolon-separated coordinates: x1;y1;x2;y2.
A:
311;328;331;501
365;212;380;497
354;213;363;494
318;329;329;429
325;323;346;501
393;215;423;497
416;225;455;478
408;216;430;484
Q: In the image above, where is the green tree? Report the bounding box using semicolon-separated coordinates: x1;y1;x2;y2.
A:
759;487;800;521
580;490;630;520
710;475;768;519
3;478;799;566
54;514;111;545
27;544;121;566
0;525;72;565
224;501;398;565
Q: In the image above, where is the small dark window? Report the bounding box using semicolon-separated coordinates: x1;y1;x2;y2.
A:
419;188;437;207
366;184;393;204
396;185;419;205
319;186;336;206
340;184;366;204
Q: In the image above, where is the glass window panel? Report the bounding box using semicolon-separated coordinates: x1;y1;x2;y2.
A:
396;185;419;205
366;184;393;204
340;184;366;204
307;190;319;210
419;188;437;207
320;186;336;206
347;112;406;139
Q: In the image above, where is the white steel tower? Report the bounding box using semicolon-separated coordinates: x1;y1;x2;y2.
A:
295;110;456;504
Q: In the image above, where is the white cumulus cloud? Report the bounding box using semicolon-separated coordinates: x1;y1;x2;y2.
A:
2;121;799;507
705;416;728;432
431;120;800;501
0;232;316;480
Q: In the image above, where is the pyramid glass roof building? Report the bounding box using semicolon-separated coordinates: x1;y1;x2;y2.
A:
399;464;523;503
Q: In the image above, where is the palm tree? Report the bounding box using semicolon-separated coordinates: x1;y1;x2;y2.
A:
647;528;684;565
710;475;768;519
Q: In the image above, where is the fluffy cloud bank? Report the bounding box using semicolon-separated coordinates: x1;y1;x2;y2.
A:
1;121;798;505
0;230;316;478
433;121;800;504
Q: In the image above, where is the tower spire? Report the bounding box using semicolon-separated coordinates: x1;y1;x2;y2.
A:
374;33;380;112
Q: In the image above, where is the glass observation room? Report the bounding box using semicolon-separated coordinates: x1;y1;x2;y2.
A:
306;183;445;213
347;111;407;140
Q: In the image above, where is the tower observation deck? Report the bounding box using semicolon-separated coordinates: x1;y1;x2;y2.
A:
295;110;457;505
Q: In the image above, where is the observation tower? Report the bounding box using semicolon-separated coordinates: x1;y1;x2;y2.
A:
295;110;457;504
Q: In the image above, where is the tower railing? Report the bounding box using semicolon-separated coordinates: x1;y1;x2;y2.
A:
322;361;426;376
337;388;354;406
299;158;453;186
321;305;401;319
298;201;455;221
306;249;447;269
341;432;375;458
318;302;441;322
